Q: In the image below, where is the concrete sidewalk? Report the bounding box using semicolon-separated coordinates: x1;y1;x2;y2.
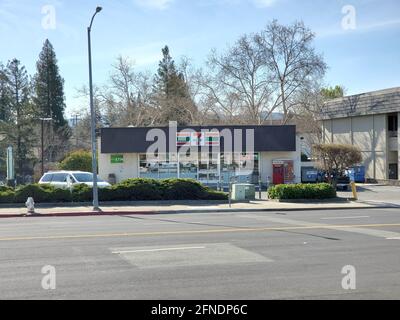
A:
0;198;398;218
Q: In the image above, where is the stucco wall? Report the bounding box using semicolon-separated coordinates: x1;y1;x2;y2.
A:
260;137;301;184
98;152;139;183
98;136;301;184
322;114;388;180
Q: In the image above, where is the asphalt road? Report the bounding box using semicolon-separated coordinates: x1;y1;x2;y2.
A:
0;208;400;300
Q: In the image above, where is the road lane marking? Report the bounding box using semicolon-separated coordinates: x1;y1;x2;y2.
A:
1;223;400;242
387;237;400;240
112;246;206;254
237;215;400;240
320;216;370;220
112;243;272;268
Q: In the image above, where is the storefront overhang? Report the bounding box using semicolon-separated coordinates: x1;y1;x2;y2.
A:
100;125;296;154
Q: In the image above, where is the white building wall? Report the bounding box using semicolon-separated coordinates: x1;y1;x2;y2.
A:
260;137;301;184
98;137;301;185
98;153;138;183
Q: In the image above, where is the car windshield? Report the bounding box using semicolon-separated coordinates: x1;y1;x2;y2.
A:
72;173;104;183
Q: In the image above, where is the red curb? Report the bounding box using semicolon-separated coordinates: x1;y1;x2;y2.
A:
0;211;159;219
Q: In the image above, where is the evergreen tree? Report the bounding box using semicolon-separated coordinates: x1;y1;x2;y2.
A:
34;39;66;127
153;46;197;125
6;59;36;178
0;64;11;122
34;40;71;164
321;86;345;100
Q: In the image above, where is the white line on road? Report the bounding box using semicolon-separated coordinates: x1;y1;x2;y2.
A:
386;237;400;240
320;216;370;220
112;246;206;254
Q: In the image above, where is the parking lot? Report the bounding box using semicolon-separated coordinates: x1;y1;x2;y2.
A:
338;184;400;205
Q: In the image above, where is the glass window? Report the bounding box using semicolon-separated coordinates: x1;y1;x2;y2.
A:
179;151;198;180
72;173;105;183
198;153;219;185
221;153;259;185
41;174;53;182
139;153;178;179
51;173;68;182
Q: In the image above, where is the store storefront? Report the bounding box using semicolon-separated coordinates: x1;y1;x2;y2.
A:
99;125;301;187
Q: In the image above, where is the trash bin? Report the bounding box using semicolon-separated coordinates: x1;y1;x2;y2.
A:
108;173;117;185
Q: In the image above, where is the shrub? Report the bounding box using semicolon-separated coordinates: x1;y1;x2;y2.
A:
160;179;206;200
59;150;92;172
71;184;92;202
0;178;228;204
13;184;72;203
202;188;229;200
0;190;15;203
268;183;336;200
118;178;163;201
14;184;53;203
0;186;14;193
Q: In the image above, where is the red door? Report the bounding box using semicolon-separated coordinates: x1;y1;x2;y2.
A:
273;165;284;185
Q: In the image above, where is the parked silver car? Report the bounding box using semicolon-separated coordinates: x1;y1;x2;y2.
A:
38;171;111;189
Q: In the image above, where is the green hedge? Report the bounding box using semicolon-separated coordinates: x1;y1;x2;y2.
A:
0;178;228;204
268;183;336;200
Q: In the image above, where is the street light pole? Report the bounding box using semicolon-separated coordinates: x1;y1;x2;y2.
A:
87;6;102;212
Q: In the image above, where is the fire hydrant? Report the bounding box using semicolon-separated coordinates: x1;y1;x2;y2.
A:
25;197;35;215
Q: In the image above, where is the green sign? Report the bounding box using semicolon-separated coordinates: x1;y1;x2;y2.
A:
111;154;124;164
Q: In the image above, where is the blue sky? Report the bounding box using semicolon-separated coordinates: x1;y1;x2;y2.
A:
0;0;399;117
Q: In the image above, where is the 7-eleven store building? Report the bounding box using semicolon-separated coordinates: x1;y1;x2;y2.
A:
98;125;301;187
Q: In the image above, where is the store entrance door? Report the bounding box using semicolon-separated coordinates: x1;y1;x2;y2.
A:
389;163;398;180
273;165;284;185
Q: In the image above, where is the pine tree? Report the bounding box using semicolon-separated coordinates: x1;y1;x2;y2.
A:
153;46;197;125
0;63;11;122
34;39;66;127
34;40;71;164
6;59;36;178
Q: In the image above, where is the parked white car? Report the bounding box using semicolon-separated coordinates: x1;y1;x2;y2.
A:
38;171;111;189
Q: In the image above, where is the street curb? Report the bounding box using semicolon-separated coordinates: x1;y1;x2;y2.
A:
0;204;398;219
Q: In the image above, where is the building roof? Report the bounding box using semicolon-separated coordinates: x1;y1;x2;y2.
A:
321;87;400;120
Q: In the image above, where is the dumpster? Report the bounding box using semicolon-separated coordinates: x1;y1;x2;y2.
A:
301;167;319;183
347;166;365;183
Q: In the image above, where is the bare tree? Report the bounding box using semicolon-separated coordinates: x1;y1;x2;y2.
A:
199;21;326;125
205;35;277;124
313;144;362;185
103;56;155;127
254;20;327;124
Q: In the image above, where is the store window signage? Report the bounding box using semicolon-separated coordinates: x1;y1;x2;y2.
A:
176;132;220;147
111;154;124;164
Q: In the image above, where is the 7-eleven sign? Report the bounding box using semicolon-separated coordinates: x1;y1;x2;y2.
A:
176;132;191;146
205;132;220;146
176;131;220;147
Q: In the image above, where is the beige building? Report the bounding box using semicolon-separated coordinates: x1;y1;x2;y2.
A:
98;125;302;187
321;87;400;182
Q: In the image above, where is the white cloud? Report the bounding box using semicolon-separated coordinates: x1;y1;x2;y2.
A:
252;0;277;8
134;0;175;10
